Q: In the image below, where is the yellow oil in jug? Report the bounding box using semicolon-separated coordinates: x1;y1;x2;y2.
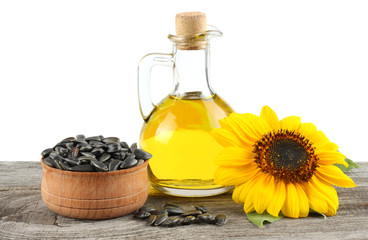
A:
139;93;233;192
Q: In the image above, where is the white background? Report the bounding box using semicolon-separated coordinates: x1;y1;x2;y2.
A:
0;0;367;162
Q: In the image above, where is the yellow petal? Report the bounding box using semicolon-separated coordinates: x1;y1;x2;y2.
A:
308;130;330;148
281;183;300;218
243;173;263;213
317;150;345;159
232;182;248;204
280;116;301;131
215;147;255;167
260;106;281;130
221;114;258;145
299;123;318;139
214;164;259;186
212;128;244;147
280;183;309;218
315;142;339;152
243;204;255;213
229;113;267;141
267;180;286;217
317;151;348;168
234;172;262;204
295;183;309;218
253;174;275;214
316;165;356;188
310;176;338;216
300;180;329;215
239;113;273;137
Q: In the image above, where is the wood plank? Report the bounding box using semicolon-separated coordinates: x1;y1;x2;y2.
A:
0;161;367;240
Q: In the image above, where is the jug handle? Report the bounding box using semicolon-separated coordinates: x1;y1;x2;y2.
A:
138;53;174;121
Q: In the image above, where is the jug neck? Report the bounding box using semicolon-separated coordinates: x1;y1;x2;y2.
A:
171;45;214;99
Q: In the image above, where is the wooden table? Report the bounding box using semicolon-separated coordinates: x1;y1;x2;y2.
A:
0;162;367;240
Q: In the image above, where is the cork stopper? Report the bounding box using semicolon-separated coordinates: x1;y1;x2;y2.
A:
175;12;207;50
175;11;207;36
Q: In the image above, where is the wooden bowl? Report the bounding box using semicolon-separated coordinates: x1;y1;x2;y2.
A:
40;159;149;220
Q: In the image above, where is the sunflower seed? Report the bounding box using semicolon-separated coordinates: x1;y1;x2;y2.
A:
73;139;88;145
164;216;181;227
107;143;121;153
71;147;80;158
70;164;95;172
146;215;157;226
164;203;183;210
55;147;68;157
76;134;85;140
136;159;145;166
49;152;62;161
195;205;208;213
61;137;76;142
154;214;168;226
133;148;152;160
85;136;102;142
78;156;95;163
109;159;121;171
215;214;227;225
182;215;196;225
63;157;80;166
112;152;126;160
102;137;120;143
134;211;151;220
91;147;104;156
41;148;53;157
133;204;227;227
98;153;111;163
89;141;105;148
120;141;129;149
139;206;157;213
56;140;73;148
165;206;184;216
90;160;108;172
80;152;96;158
177;216;185;225
130;143;137;150
120;157;138;169
43;157;56;168
198;213;215;224
80;144;93;152
59;161;72;171
181;210;202;217
53;159;63;170
65;142;75;150
41;135;149;172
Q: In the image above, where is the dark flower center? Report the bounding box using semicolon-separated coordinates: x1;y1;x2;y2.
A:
269;138;308;171
253;129;319;183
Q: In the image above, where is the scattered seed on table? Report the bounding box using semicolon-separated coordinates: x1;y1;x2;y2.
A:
134;211;151;220
133;203;227;227
215;214;227;226
146;215;157;226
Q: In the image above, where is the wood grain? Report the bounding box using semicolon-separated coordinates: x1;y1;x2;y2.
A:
40;160;149;220
0;161;367;240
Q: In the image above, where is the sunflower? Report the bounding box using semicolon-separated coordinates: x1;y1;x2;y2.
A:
212;106;356;218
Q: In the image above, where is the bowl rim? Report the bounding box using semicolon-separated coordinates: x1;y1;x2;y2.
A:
41;157;149;176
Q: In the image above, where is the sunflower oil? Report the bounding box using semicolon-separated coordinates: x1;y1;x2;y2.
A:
139;93;233;196
138;12;234;196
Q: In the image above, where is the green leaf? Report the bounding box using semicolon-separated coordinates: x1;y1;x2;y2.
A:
334;157;360;173
246;212;283;228
309;210;327;219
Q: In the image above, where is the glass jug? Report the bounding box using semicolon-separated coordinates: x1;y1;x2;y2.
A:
138;12;233;197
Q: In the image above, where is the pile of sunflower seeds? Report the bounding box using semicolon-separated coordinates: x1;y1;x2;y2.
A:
133;203;227;227
41;135;152;172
